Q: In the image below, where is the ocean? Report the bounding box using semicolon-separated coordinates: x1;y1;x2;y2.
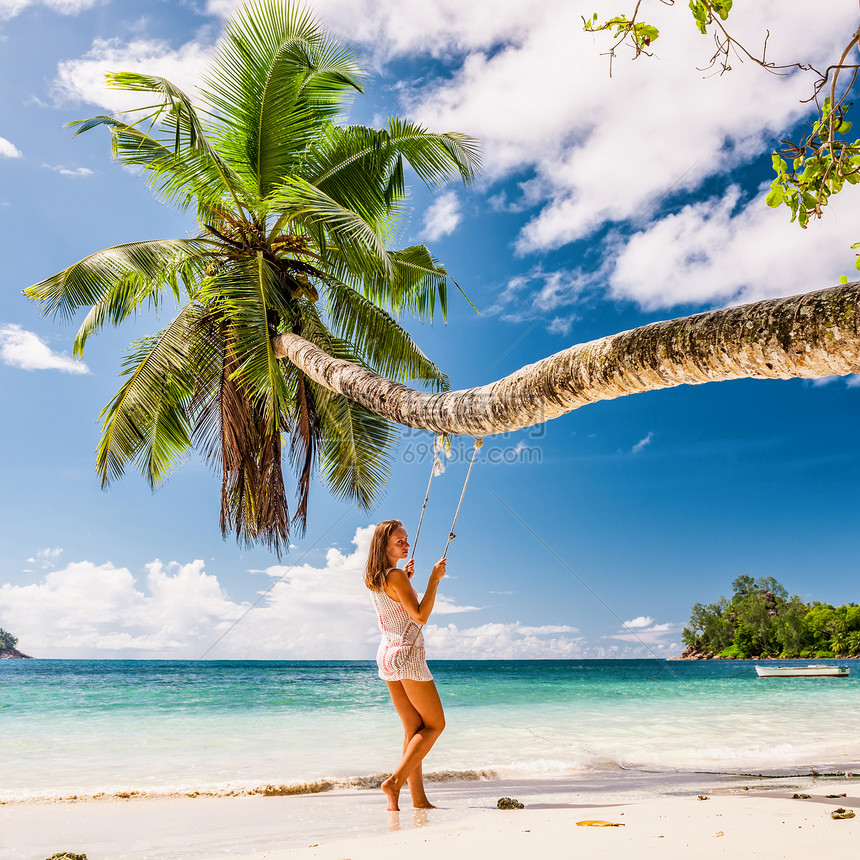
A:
2;659;858;803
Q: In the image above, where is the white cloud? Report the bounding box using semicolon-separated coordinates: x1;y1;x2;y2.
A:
546;316;574;336
631;432;653;454
207;0;541;59
0;526;596;659
43;164;95;177
0;136;22;158
0;560;225;655
0;324;90;374
402;1;852;253
607;617;680;647
26;547;63;569
433;594;481;614
812;374;860;388
0;527;487;659
421;190;461;241
609;183;860;310
424;621;584;659
811;376;840;387
486;266;585;331
51;3;859;314
623;616;654;629
54;37;214;111
0;0;99;21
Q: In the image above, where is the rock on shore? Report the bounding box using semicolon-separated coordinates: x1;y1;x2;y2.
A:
678;645;724;660
0;647;33;659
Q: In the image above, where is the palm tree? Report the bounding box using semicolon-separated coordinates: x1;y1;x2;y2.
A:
28;2;860;557
25;0;479;555
273;281;860;435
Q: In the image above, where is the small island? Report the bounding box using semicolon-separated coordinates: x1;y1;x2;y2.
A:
681;575;860;660
0;627;32;659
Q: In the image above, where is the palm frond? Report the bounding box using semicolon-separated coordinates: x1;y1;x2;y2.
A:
97;302;200;487
25;239;205;326
320;244;464;322
200;254;293;429
303;125;409;229
315;385;396;510
386;118;481;187
202;1;363;198
313;119;481;191
101;71;252;214
70;116;230;218
321;279;449;389
267;176;395;277
202;0;362;125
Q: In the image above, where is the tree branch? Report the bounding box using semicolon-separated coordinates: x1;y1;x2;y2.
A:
273;281;860;436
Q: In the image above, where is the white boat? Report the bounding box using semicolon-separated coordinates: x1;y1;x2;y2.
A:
755;664;850;678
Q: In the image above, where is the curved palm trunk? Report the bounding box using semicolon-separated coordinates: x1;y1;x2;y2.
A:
274;282;860;436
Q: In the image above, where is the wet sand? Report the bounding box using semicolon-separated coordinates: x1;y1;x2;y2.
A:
1;773;856;859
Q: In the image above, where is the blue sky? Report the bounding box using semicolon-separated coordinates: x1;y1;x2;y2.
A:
2;0;860;660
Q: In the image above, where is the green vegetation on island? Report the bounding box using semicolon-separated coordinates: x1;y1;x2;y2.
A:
682;575;860;659
0;627;31;658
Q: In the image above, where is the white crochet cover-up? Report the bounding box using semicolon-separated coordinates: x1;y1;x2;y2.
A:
370;569;433;682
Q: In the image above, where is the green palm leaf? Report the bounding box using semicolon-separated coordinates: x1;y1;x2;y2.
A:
201;254;293;428
97;302;200;487
69;116;228;218
25;239;203;326
322;244;462;322
316;386;395;509
313;119;481;190
267;175;395;277
322;279;449;388
202;0;363;197
304;125;408;228
102;71;251;214
385;118;481;187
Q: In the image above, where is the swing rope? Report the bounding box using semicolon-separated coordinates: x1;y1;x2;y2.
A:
442;437;483;558
397;435;483;670
409;459;436;562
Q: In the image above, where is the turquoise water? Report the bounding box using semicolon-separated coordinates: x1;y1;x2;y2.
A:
2;659;858;801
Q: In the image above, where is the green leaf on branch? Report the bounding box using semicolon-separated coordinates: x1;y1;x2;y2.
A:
711;0;733;21
583;14;659;50
689;1;709;35
765;182;784;208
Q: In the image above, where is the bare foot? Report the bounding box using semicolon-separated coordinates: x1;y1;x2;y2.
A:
413;801;436;809
382;777;400;811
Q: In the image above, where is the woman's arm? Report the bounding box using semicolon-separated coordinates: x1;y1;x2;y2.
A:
386;559;447;624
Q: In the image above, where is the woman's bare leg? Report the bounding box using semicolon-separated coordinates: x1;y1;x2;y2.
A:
386;681;435;808
408;762;433;808
381;680;445;811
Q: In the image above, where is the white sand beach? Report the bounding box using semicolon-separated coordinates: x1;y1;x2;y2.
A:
2;774;857;860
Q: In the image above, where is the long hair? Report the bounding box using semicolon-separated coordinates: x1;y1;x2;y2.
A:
365;519;403;591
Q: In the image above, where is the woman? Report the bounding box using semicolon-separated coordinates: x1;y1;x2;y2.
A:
365;519;447;811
